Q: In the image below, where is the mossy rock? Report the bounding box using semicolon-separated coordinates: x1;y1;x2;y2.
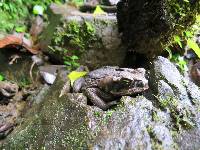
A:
40;4;126;70
0;77;92;149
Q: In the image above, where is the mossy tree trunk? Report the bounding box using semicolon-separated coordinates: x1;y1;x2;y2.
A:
117;0;200;57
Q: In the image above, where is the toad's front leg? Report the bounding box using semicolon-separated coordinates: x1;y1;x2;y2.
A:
83;88;117;111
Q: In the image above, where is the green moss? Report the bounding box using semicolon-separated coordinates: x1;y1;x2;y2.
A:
161;0;199;53
147;126;164;150
1;79;92;149
156;95;195;131
166;0;198;27
152;110;161;122
50;20;98;54
49;20;99;70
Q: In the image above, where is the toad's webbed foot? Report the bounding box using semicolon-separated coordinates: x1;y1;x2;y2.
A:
83;88;117;110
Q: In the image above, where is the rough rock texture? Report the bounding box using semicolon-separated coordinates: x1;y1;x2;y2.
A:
117;0;200;57
0;75;92;149
150;56;191;104
40;4;126;69
1;56;200;149
150;56;200;105
150;56;200;149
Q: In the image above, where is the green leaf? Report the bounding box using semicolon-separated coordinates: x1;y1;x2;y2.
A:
177;56;188;72
33;5;44;15
64;61;71;66
165;47;172;59
85;21;95;34
183;0;189;2
71;55;79;60
173;35;182;48
15;26;26;33
68;71;87;85
93;6;107;15
184;31;193;38
187;39;200;58
0;74;4;81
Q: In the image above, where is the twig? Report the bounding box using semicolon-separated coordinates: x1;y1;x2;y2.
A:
30;62;36;83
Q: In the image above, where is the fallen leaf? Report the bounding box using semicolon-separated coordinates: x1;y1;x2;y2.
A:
68;71;87;85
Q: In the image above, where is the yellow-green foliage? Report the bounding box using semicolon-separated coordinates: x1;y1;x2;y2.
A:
164;0;199;51
93;6;107;15
0;0;62;32
68;71;87;85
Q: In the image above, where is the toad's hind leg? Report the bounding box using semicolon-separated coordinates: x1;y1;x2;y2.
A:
83;88;117;111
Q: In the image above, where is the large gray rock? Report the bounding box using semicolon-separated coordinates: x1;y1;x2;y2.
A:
150;56;200;107
150;56;191;104
150;56;200;149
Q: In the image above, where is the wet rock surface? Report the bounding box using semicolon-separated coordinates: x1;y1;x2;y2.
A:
1;56;200;149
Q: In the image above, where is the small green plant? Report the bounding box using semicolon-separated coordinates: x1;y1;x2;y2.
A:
94;111;101;118
19;77;31;87
49;46;80;71
64;21;97;53
63;54;80;71
187;39;200;58
49;20;98;71
171;54;188;72
172;32;200;58
0;73;4;81
165;15;200;72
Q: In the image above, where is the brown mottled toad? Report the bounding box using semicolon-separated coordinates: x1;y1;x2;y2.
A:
73;66;149;110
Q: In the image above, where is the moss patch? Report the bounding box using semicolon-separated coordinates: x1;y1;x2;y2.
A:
48;20;100;70
156;95;195;131
1;78;92;149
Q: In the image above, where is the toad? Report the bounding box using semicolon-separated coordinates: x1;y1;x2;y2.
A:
73;66;149;110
